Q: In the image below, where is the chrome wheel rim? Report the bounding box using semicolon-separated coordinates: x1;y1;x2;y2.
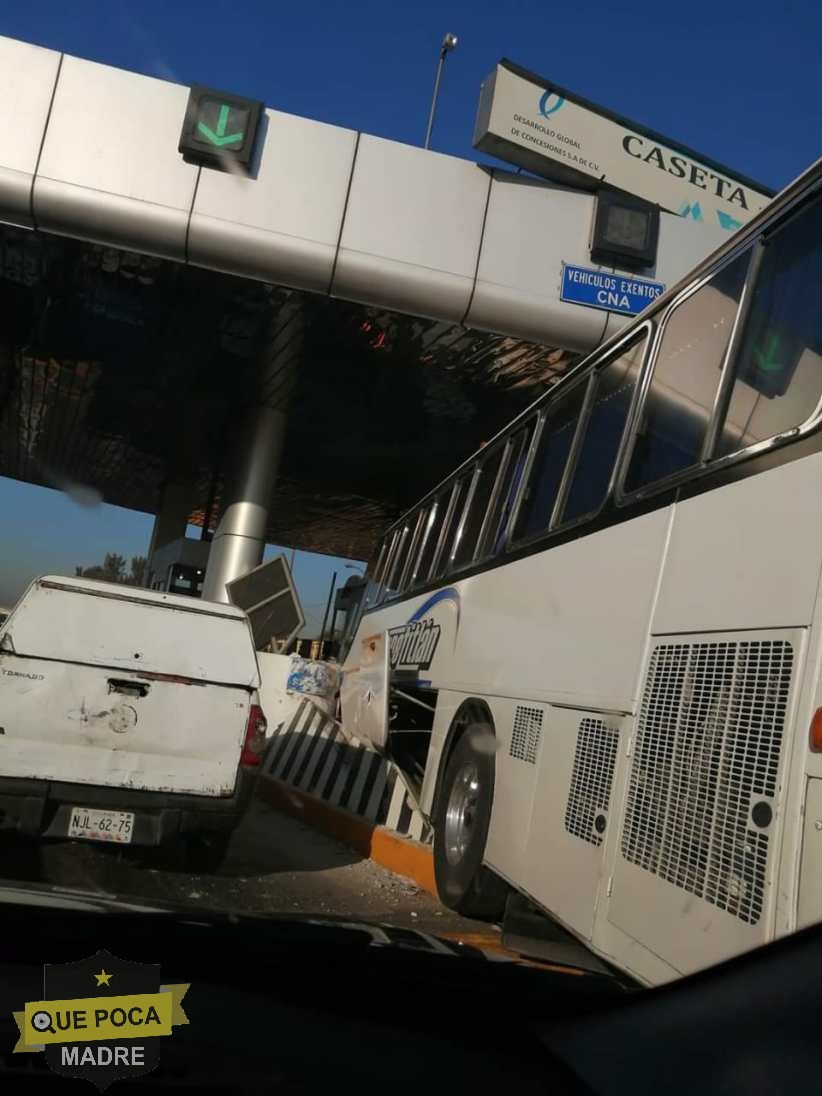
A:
444;762;480;866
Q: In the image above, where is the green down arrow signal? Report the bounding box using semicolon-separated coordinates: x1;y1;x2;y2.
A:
197;103;244;148
753;333;783;374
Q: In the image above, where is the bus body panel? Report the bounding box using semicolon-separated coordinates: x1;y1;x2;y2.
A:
596;454;822;976
781;576;822;939
346;503;673;729
798;779;822;930
480;696;542;888
606;625;804;974
450;506;673;713
520;706;631;941
652;453;822;634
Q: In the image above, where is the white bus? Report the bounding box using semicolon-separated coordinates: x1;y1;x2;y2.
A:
340;159;822;986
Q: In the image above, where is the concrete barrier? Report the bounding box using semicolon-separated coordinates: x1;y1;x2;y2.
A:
260;694;430;842
256;655;435;891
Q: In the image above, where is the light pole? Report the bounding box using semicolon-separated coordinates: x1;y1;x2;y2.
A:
424;33;458;151
318;570;337;654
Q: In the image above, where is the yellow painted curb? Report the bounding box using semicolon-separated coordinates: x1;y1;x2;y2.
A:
256;775;592;978
256;774;438;898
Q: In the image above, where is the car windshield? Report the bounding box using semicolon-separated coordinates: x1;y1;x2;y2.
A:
0;3;819;1055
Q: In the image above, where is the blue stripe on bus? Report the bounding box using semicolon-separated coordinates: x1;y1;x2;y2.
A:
408;587;460;625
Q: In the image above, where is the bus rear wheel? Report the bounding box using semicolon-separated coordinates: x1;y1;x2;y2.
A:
433;723;508;920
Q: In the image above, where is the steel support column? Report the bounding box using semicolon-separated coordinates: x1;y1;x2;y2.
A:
202;298;302;603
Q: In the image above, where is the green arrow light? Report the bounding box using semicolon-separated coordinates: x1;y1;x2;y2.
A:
753;332;783;374
196;103;244;148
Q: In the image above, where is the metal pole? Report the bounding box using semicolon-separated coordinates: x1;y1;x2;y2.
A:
318;571;337;656
424;33;458;150
424;52;446;150
201;298;302;602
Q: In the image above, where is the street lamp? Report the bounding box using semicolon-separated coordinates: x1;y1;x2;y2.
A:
424;33;459;151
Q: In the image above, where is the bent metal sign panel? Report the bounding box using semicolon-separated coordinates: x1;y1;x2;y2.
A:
473;61;772;232
12;949;189;1089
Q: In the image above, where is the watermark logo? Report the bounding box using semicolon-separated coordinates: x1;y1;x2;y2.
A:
12;949;189;1090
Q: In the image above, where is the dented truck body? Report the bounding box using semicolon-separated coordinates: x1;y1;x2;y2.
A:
0;576;262;848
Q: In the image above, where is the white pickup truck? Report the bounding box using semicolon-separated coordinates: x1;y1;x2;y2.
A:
0;576;267;870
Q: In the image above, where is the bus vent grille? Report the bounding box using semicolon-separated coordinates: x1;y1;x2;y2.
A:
564;718;619;846
510;705;543;764
621;639;793;926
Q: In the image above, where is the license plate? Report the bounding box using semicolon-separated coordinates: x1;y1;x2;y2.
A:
68;807;134;844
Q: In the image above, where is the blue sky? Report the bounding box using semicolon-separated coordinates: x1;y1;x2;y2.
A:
0;477;361;633
0;0;819;621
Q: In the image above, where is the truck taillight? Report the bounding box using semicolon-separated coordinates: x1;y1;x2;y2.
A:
241;704;268;766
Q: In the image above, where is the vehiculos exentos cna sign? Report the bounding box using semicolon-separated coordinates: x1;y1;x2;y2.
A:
561;265;665;317
473;61;773;233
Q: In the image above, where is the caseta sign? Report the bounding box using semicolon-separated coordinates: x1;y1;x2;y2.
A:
473;61;773;232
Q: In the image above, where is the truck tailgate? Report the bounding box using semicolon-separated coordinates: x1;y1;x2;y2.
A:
0;656;250;797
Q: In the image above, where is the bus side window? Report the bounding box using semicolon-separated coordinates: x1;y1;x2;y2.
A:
430;478;468;579
380;524;410;602
561;334;647;524
513;379;588;542
716;194;822;456
412;500;443;586
478;421;535;557
625;248;751;494
375;529;400;604
397;508;428;592
452;446;505;569
364;539;388;607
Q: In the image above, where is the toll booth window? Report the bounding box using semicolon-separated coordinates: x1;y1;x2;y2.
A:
452;447;505;569
167;565;204;597
513;380;587;542
716;195;822;457
625;248;751;493
478;421;536;557
562;335;646;524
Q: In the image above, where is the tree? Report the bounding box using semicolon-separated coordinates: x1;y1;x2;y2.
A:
128;556;146;587
101;553;127;583
75;554;147;587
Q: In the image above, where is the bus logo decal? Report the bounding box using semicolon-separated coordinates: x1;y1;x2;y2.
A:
388;618;441;672
408;587;460;627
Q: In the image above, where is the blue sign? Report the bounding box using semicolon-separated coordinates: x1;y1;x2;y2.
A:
561;264;665;316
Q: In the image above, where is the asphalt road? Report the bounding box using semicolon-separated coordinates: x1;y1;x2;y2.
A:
0;798;494;939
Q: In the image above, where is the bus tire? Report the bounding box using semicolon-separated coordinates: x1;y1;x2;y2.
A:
433;723;508;920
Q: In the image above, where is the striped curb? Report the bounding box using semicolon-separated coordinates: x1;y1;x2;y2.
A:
256;773;437;897
262;695;432;842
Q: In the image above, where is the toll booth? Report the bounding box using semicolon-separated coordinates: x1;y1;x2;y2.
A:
0;35;773;607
